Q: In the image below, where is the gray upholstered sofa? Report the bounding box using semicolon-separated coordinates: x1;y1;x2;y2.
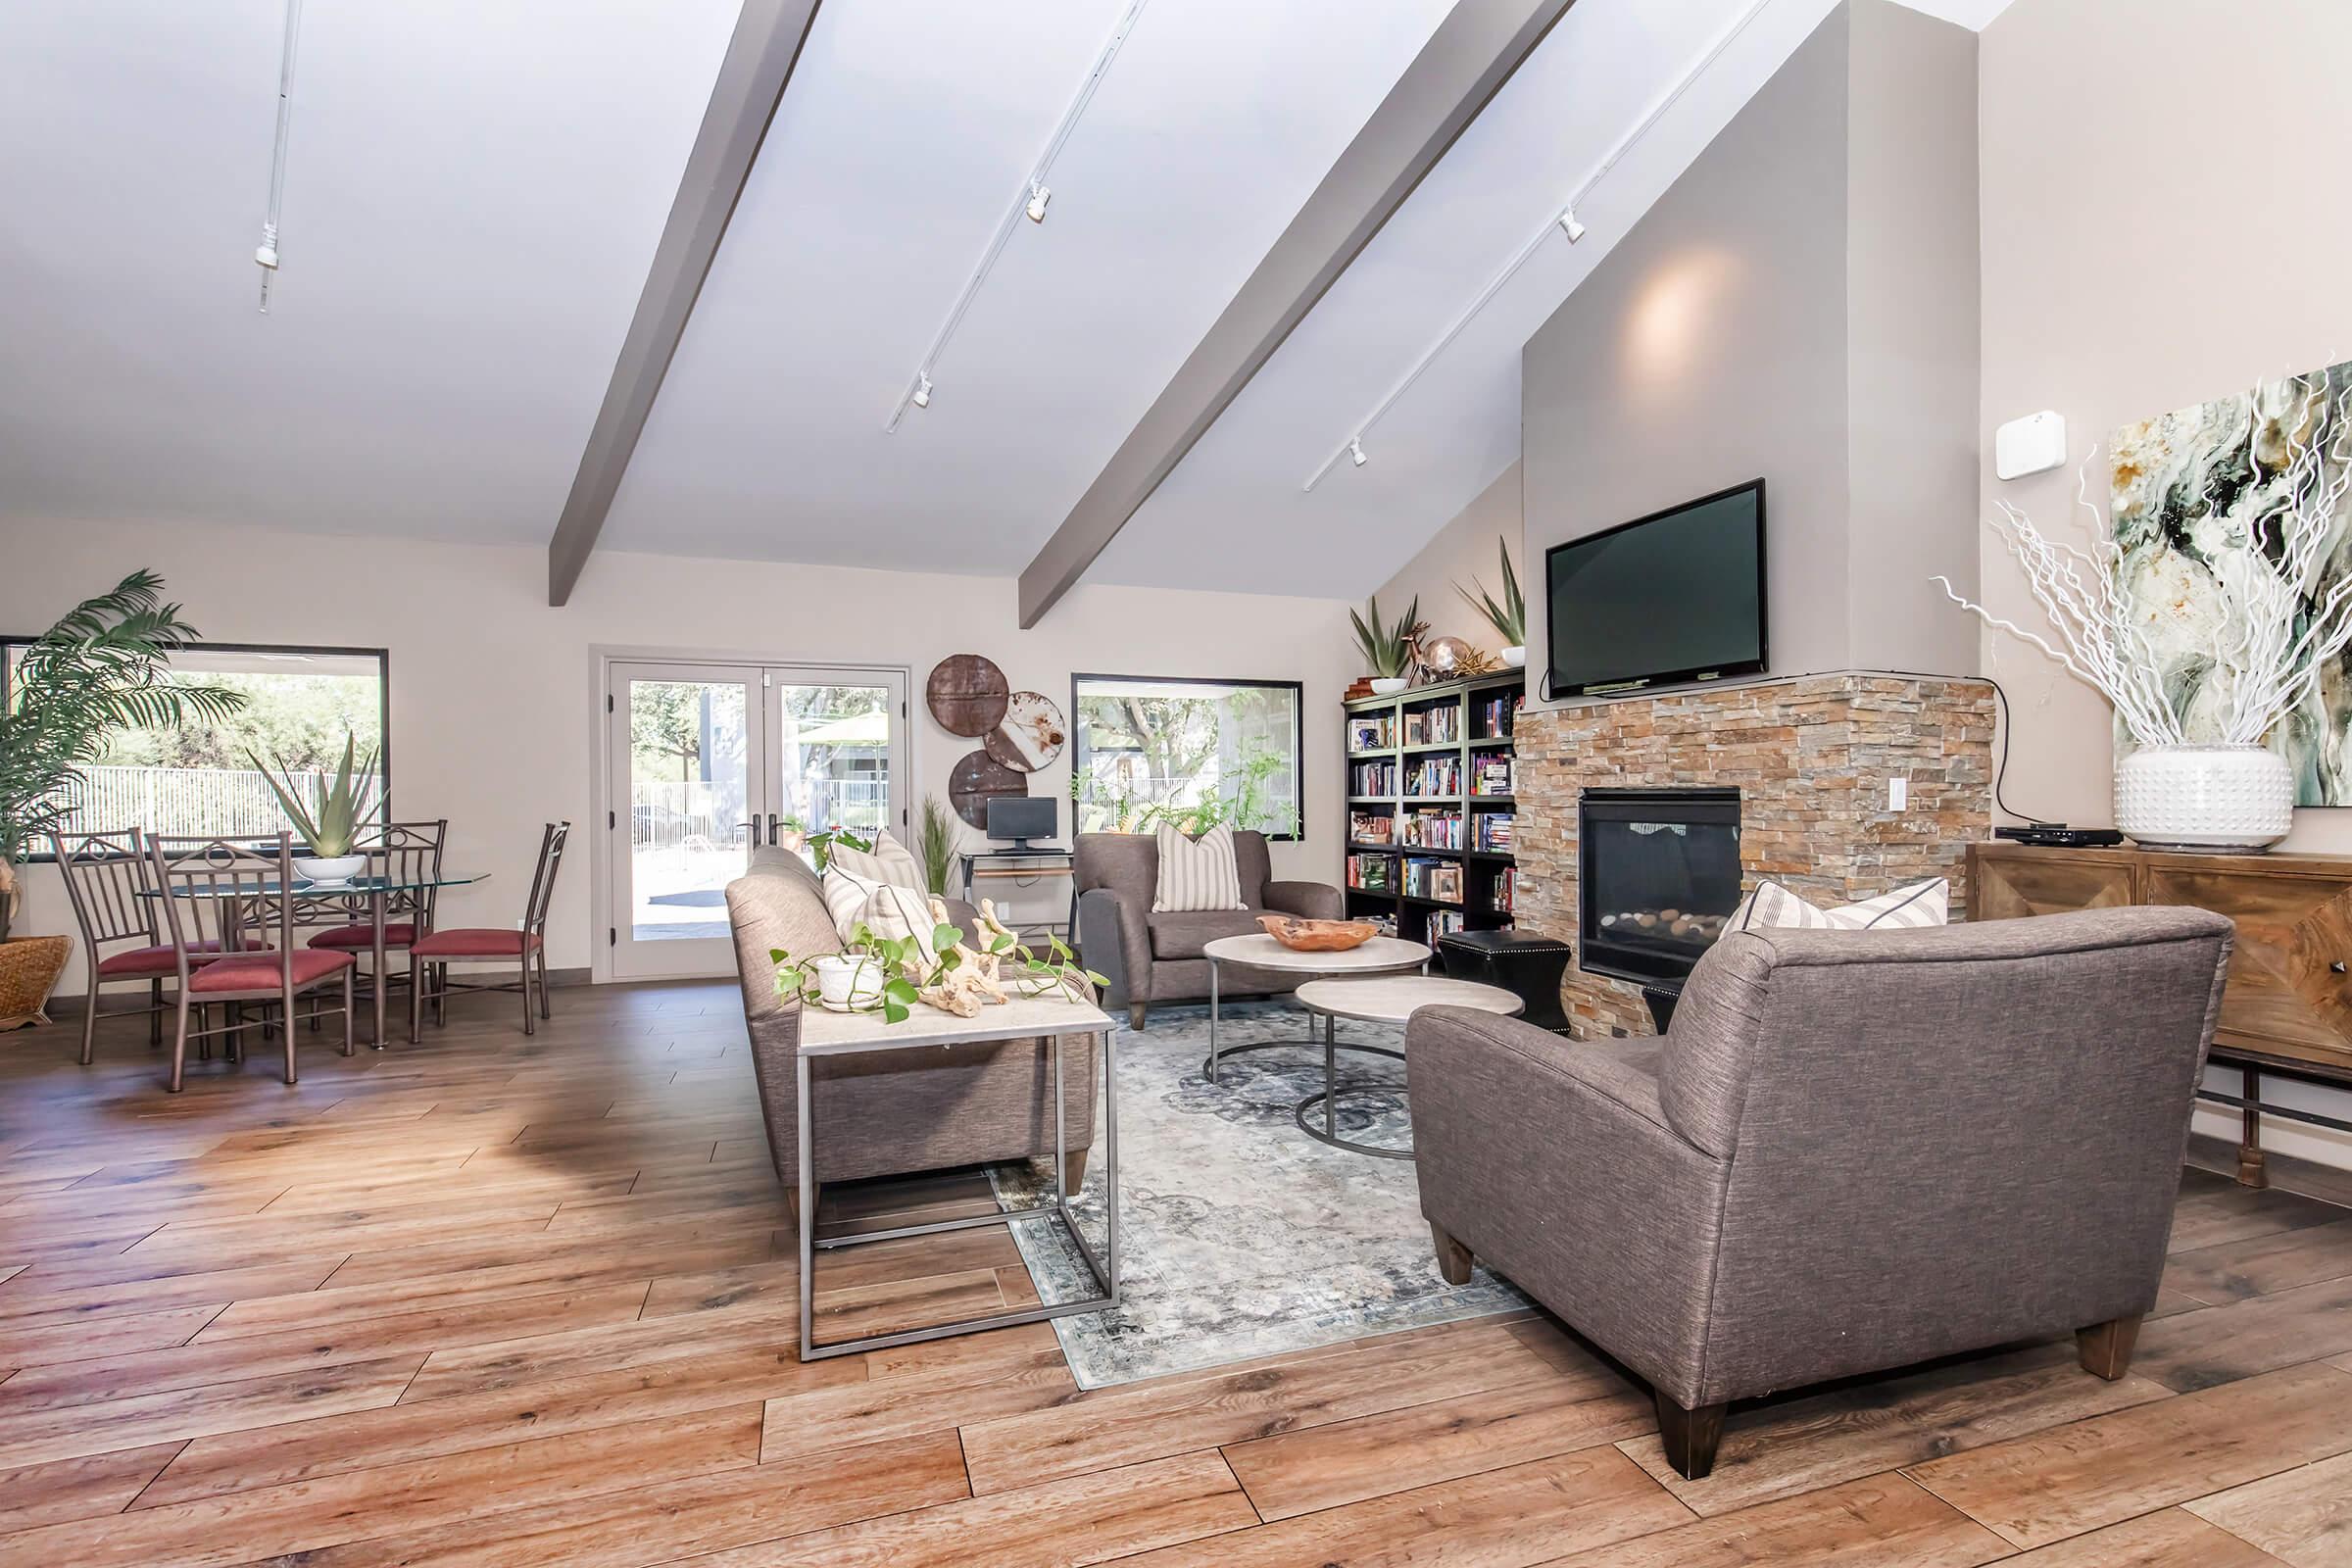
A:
724;847;1097;1216
1408;906;2233;1480
1073;830;1345;1031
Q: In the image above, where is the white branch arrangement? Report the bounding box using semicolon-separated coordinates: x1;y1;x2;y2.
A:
1937;374;2352;750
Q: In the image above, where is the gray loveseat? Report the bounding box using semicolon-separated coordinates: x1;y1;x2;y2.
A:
1073;830;1345;1031
724;847;1097;1217
1408;906;2233;1480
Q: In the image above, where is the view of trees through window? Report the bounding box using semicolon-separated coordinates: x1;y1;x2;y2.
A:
4;645;387;843
1072;677;1300;839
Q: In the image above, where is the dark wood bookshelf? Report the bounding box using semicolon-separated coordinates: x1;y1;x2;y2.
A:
1343;670;1523;945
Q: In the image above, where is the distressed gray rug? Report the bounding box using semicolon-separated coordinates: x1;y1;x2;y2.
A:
991;1000;1527;1390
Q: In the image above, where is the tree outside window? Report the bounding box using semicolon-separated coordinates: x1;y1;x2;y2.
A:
1071;676;1300;839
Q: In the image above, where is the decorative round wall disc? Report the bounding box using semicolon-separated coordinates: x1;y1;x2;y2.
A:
949;751;1026;828
985;690;1066;773
926;655;1009;737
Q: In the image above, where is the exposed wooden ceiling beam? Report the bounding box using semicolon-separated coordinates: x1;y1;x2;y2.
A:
547;0;822;607
1014;0;1576;628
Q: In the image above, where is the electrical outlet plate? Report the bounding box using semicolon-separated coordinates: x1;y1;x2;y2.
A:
1888;777;1908;810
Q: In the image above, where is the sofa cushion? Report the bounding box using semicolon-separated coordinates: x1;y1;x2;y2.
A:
1152;823;1245;912
1149;907;1265;960
1729;877;1948;932
821;866;940;958
828;830;924;892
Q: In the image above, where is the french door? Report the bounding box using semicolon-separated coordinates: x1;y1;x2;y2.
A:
606;661;907;980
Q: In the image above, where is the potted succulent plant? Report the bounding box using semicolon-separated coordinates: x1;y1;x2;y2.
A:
1351;594;1420;696
250;734;381;884
1456;540;1527;668
0;571;243;1026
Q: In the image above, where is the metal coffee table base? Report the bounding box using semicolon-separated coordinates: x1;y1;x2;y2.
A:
796;1026;1118;1361
1294;1010;1414;1160
1201;951;1423;1086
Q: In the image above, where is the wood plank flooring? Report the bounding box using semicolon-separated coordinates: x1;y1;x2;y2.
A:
6;980;2352;1564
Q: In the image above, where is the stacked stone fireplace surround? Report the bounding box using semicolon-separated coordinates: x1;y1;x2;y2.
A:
1515;672;1995;1037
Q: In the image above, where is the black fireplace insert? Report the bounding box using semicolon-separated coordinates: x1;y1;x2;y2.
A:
1578;787;1741;989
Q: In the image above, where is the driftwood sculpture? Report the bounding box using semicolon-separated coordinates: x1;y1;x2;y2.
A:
915;896;1011;1017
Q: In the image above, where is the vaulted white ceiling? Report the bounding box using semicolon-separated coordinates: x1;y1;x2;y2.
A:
0;0;2011;595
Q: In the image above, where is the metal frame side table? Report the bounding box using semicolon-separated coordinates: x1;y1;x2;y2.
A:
793;993;1118;1361
1199;933;1430;1085
1293;975;1524;1160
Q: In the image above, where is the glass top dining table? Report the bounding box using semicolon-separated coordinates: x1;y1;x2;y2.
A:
139;872;489;1047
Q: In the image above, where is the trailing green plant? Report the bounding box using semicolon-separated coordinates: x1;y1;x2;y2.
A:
0;571;245;941
777;817;874;871
771;918;1104;1026
1455;539;1525;647
248;733;381;858
915;796;958;897
1349;594;1418;679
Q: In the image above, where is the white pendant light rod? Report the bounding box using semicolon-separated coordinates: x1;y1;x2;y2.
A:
254;0;306;314
884;0;1151;431
1300;0;1777;490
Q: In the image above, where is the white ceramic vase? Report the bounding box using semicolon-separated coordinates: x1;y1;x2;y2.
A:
1498;646;1527;669
2114;743;2293;854
1369;677;1409;697
294;854;368;885
813;953;888;1012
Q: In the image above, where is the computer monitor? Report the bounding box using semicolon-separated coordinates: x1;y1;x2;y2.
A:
985;795;1056;851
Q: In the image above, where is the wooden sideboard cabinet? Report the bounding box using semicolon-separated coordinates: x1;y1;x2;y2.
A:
1968;841;2352;1188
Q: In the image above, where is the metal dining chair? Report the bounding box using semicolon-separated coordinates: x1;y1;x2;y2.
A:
146;832;357;1092
305;818;447;1035
52;827;235;1064
409;821;568;1037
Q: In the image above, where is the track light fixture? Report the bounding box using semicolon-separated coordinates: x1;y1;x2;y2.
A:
1558;208;1586;243
911;373;933;410
1026;182;1052;223
1348;438;1368;468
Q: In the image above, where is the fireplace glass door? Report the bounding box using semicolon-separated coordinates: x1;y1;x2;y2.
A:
1579;788;1741;987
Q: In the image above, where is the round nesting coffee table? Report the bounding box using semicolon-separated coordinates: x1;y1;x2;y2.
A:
1200;933;1431;1085
1293;975;1524;1159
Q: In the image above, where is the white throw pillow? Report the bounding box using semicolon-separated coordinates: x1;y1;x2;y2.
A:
1152;822;1246;913
828;830;924;892
820;866;941;957
1728;877;1949;933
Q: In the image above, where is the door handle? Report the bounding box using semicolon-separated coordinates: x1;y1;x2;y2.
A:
766;812;781;847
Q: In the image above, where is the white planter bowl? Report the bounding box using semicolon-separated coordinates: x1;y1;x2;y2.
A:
1369;677;1409;697
294;855;368;885
2115;743;2293;854
1499;646;1527;669
812;953;888;1012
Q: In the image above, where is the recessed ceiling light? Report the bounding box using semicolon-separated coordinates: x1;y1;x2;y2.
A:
1026;182;1052;223
911;373;933;410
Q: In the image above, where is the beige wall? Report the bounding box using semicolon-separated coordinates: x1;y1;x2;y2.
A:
1372;462;1525;654
3;516;1354;994
1981;0;2352;1164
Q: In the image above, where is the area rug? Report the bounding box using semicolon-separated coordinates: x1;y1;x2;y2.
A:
990;999;1528;1390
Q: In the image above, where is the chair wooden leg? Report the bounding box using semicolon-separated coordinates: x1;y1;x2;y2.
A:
1060;1150;1089;1193
1430;1223;1474;1286
1127;1002;1148;1032
2078;1313;2142;1380
786;1182;820;1228
1656;1393;1729;1481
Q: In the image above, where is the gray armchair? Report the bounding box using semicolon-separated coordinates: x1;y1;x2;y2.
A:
1409;906;2232;1480
724;848;1097;1217
1073;830;1344;1031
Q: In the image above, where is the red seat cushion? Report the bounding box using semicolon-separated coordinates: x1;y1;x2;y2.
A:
307;923;418;951
97;941;234;977
189;949;355;994
409;928;541;958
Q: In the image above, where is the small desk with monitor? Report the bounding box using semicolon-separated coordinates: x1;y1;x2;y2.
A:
962;797;1075;934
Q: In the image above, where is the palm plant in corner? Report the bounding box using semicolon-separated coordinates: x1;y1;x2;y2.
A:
0;572;243;1026
1455;539;1527;668
1351;594;1420;695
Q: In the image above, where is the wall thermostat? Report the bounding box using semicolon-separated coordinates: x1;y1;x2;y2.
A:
1995;410;2067;480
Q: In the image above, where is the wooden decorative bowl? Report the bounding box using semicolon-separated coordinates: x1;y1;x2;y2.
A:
1257;915;1378;953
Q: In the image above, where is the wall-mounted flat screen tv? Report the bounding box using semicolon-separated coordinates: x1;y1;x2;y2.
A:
1544;479;1767;698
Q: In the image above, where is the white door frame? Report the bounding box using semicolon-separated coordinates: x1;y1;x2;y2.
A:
588;646;913;985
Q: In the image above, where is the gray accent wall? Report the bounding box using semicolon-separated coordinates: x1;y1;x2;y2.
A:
1521;0;1979;705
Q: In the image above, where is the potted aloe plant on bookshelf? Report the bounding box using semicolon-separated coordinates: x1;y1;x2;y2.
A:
1351;595;1420;696
0;571;244;1026
249;734;381;884
1456;540;1527;668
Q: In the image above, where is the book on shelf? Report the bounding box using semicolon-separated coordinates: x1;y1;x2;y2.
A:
1494;864;1518;914
1474;692;1525;741
1406;756;1462;797
1402;706;1460;746
1348;809;1395;845
1473;811;1515;853
1347;853;1394;891
1400;808;1463;850
1470;755;1513;797
1429;910;1466;941
1403;858;1463;905
1350;760;1398;797
1347;714;1395;753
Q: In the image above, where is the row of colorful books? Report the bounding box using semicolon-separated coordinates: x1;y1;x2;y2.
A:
1400;809;1462;850
1473;811;1514;852
1406;757;1462;797
1470;756;1513;797
1348;809;1395;845
1402;706;1459;746
1346;714;1396;753
1473;692;1525;741
1403;858;1463;905
1347;853;1394;892
1350;760;1398;797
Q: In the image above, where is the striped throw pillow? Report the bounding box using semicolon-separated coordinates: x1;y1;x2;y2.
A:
829;830;924;892
820;866;941;957
1152;823;1246;913
1728;877;1949;932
